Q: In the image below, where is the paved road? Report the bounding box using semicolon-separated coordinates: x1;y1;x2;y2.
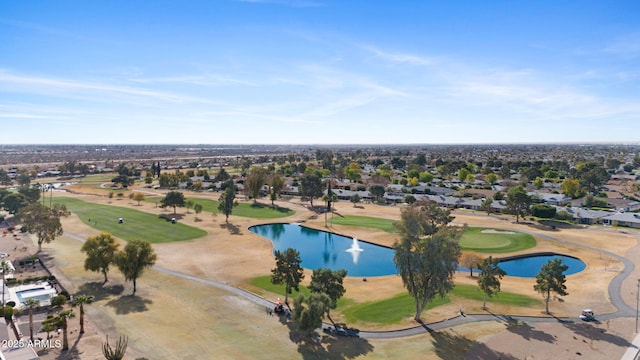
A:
63;222;640;340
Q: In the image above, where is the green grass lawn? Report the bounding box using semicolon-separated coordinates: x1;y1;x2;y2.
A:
53;197;207;243
459;227;536;253
146;197;295;219
329;215;397;233
249;277;540;325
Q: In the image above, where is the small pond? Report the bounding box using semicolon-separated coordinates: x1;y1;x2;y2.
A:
249;223;397;277
499;254;586;278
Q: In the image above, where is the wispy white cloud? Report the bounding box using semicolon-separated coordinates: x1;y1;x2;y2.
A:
200;110;322;124
362;45;437;66
128;73;256;87
0;69;216;105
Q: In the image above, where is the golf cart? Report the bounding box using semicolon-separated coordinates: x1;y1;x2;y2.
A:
580;309;595;321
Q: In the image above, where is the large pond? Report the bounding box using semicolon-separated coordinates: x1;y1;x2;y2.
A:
498;254;586;278
249;223;397;277
250;223;586;279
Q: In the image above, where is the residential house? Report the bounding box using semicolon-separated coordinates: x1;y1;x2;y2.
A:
602;212;640;229
555;207;612;225
528;192;570;206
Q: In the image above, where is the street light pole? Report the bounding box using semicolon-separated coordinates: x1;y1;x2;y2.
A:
636;279;640;334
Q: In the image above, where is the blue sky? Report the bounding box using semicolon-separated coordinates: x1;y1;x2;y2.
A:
1;0;639;145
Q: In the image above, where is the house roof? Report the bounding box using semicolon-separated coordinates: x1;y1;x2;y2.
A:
556;207;612;220
602;212;640;224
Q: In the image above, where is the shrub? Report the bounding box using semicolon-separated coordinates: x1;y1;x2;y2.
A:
531;204;557;218
555;210;574;221
51;294;67;307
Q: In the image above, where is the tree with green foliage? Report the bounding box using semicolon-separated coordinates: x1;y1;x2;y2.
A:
18;184;41;203
214;168;230;182
308;268;347;327
485;173;498;184
268;173;285;206
393;202;463;322
575;162;609;194
194;203;203;221
477;256;506;310
145;171;154;184
185;199;194;214
111;173;134;189
532;176;544;189
18;202;70;252
350;194;361;207
271;248;305;308
299;171;323;207
458;168;470;183
419;172;434;183
0;169;10;185
133;192;145;205
292;292;330;334
369;184;386;203
246;167;267;204
114;240;157;295
345;162;362;182
561;178;582;198
82;233;120;284
17;171;31;186
218;183;237;223
3;305;21;340
404;194;417;204
534;258;568;314
23;298;40;341
531;204;556;218
43;310;75;351
2;192;28;214
481;197;494;215
103;335;128;360
71;294;95;334
160;191;185;215
51;294;68;307
506;185;531;223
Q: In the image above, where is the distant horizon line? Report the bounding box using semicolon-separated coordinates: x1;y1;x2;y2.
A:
2;141;640;147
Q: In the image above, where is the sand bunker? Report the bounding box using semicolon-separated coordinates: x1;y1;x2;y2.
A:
480;229;516;234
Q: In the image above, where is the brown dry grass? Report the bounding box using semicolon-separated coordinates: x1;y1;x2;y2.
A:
14;183;640;359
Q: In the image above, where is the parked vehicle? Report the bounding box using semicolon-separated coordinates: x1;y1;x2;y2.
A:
580;309;595;321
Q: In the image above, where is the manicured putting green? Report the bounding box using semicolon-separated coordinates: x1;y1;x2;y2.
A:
329;215;397;233
459;227;536;253
54;197;207;243
147;197;295;219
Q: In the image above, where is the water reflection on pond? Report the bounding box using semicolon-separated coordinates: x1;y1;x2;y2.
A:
249;223;397;277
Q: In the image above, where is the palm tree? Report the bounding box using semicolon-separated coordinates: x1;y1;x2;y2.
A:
23;298;40;341
43;310;75;351
3;305;21;339
1;260;9;309
71;294;94;334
